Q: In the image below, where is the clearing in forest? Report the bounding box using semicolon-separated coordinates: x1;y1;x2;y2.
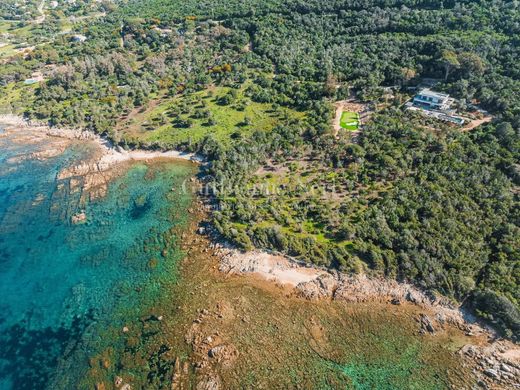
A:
333;100;368;137
117;84;305;148
340;111;360;131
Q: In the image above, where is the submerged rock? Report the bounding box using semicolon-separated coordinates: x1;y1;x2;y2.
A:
418;314;436;334
114;376;123;387
483;368;499;379
71;211;87;224
207;344;239;367
196;375;221;390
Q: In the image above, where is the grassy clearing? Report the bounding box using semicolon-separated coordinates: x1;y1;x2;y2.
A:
241;157;356;248
0;82;37;114
0;43;17;57
0;20;34;38
118;85;305;148
0;20;38;60
226;154;394;262
340;111;360;131
0;21;13;34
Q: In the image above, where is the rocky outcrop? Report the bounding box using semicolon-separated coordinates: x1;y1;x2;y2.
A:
214;244;520;389
296;273;435;305
196;375;221;390
170;357;190;390
56;159;117;203
71;211;87;224
458;341;520;388
217;245;459;319
293;273;472;328
182;306;240;390
418;314;436;334
208;344;239;368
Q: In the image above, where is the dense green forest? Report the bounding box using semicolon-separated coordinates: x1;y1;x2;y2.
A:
1;0;518;339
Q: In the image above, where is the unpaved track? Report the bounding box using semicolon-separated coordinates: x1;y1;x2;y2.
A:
35;0;46;24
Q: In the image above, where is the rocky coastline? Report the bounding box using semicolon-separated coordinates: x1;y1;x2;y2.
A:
169;203;520;389
0;114;204;167
2;114;518;388
212;236;520;389
0;115;204;207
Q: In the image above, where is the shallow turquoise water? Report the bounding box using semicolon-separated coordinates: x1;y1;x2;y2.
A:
0;128;193;389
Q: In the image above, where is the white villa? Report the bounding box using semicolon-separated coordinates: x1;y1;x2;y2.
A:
413;88;453;111
406;88;467;125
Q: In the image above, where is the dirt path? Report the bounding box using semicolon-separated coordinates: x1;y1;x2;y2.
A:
35;0;46;24
462;115;493;131
332;101;344;138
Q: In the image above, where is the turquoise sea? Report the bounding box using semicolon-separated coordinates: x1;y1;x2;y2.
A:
0;125;194;389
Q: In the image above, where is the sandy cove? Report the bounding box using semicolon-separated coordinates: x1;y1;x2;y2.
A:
0;114;202;214
0;114;204;167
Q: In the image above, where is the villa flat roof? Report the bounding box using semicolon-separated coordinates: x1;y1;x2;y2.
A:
416;88;450;101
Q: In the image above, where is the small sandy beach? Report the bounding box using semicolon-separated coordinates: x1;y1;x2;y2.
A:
0;114;202;205
0;114;204;168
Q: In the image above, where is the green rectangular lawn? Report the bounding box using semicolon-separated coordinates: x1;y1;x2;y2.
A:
340;111;360;131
